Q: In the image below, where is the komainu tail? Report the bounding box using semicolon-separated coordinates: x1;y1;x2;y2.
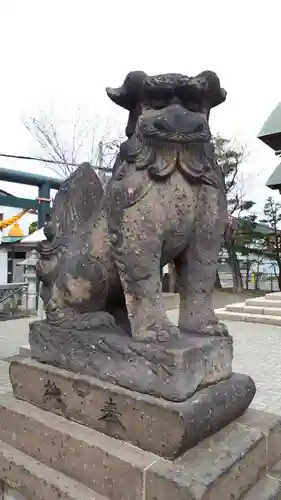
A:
38;162;109;328
50;162;104;239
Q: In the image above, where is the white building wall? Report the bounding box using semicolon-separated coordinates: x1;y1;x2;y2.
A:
0;205;36;284
0;248;7;283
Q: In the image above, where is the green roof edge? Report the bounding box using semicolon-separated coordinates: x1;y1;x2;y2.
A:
258;102;281;139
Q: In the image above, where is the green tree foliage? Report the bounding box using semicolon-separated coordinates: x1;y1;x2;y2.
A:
28;221;37;234
260;196;281;290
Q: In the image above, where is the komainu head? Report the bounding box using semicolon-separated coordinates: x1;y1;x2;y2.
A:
107;71;226;188
107;70;226;146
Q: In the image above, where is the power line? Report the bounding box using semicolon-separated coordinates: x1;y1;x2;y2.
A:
0;152;113;172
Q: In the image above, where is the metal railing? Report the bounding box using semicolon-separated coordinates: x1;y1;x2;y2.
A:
162;269;281;294
0;283;30;320
219;272;280;292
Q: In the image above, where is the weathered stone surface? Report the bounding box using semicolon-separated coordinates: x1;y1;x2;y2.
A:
238;408;281;469
29;322;233;402
0;391;279;500
9;358;255;459
0;440;105;500
243;475;281;499
145;408;281;499
270;459;281;482
36;69;228;365
146;422;266;500
0;394;159;500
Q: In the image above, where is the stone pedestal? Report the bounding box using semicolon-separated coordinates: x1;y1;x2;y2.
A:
29;321;234;402
9;358;255;459
0;386;281;499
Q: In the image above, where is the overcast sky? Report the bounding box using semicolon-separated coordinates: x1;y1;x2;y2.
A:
0;0;280;214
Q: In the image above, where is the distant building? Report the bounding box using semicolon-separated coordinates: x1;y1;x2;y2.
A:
0;188;36;284
258;102;281;192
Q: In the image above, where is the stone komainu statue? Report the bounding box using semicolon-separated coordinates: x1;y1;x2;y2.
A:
9;70;256;465
37;70;228;343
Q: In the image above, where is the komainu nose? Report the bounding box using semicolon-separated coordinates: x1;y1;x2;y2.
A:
154;107;206;134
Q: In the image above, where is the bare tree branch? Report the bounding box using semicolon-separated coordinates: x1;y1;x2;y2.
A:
213;134;251;293
22;108;123;181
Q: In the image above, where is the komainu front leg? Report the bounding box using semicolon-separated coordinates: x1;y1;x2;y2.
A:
175;185;229;336
110;209;180;342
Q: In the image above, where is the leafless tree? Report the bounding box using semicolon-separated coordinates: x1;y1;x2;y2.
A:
213;135;251;293
22;109;123;182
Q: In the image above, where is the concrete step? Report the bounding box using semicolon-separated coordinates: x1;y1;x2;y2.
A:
0;439;106;500
163;408;281;500
242;458;281;499
225;303;281;316
1;395;281;499
265;292;281;300
242;474;281;499
246;298;281;308
216;308;281;326
0;394;161;500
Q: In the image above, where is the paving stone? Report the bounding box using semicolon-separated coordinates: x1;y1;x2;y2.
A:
0;319;33;361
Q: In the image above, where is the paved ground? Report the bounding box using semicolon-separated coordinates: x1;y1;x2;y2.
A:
0;318;32;395
212;289;265;309
170;310;281;414
1;306;281;414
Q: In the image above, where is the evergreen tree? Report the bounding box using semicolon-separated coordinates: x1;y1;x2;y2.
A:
28;221;37;234
260;197;281;290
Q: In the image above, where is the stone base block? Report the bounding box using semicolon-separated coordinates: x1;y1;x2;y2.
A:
243;475;281;499
0;440;103;500
0;394;281;499
0;394;159;500
146;410;281;500
10;358;255;459
29;320;233;402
